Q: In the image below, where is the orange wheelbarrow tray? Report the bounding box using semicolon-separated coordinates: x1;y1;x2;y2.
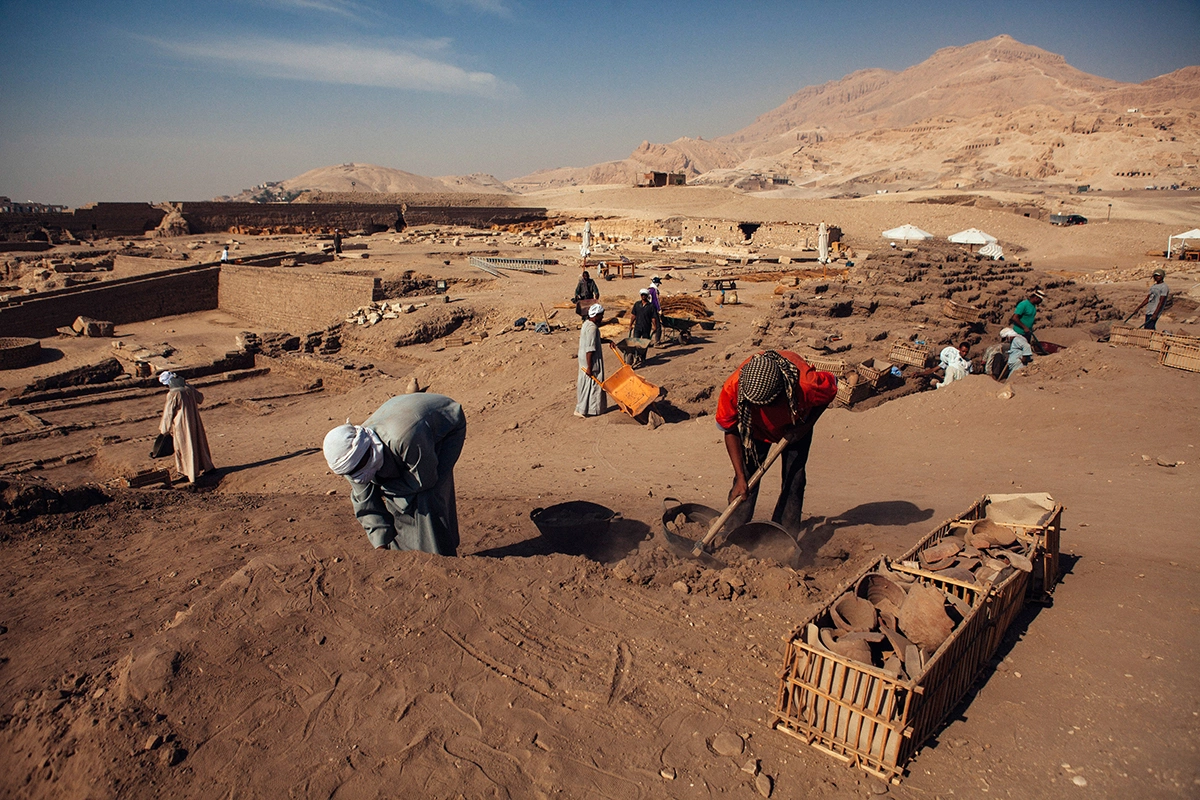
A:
583;345;664;417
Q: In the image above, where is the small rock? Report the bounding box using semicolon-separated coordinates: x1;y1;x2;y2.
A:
505;422;519;431
660;767;676;780
671;581;690;595
741;758;760;775
143;734;162;751
869;779;890;794
711;731;744;757
326;489;337;496
1156;457;1177;467
1072;775;1087;787
755;773;773;797
160;746;185;766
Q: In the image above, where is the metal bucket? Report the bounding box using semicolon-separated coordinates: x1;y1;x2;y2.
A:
530;501;616;543
660;497;720;543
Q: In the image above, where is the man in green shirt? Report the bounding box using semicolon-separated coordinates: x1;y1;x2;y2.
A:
1009;289;1046;354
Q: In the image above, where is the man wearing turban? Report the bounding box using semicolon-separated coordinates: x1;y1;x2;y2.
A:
714;351;838;535
158;371;214;484
575;303;607;418
323;394;467;555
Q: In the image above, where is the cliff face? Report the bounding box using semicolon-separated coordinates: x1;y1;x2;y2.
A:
512;35;1199;193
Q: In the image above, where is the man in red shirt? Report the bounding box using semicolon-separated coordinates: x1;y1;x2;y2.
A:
715;350;838;535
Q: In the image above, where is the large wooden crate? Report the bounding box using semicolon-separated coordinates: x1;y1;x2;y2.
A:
888;340;932;368
1149;330;1200;355
773;558;993;782
1158;340;1200;373
1109;324;1153;348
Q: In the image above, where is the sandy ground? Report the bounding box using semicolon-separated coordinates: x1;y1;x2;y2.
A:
1;194;1199;798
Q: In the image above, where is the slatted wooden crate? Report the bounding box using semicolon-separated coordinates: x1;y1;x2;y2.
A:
1149;330;1200;354
1109;324;1153;348
835;378;873;406
941;299;984;324
888;340;932;368
806;354;850;377
1158;340;1200;373
773;557;993;783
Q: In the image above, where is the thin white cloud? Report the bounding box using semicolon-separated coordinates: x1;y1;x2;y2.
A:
258;0;369;20
153;36;512;97
423;0;511;17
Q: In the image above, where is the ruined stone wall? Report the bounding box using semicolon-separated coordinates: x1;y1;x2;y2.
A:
404;206;547;228
574;218;671;242
218;265;381;332
0;203;166;241
0;265;220;338
679;219;838;249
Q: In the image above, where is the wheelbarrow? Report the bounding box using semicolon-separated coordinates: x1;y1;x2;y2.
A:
660;314;702;344
615;336;652;367
582;344;663;418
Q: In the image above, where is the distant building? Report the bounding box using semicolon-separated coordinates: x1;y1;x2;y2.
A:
0;197;68;214
638;172;687;187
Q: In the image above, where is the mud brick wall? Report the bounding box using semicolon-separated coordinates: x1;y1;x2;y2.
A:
218;265;381;332
179;202;404;234
0;204;166;241
679;219;838;249
403;206;547;228
0;266;220;338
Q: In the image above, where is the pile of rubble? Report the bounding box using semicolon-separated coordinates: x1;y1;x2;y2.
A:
345;300;430;327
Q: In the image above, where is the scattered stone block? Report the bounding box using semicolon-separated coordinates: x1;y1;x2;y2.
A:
72;316;114;337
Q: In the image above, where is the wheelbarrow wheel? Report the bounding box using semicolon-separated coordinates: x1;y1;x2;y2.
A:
679;328;691;344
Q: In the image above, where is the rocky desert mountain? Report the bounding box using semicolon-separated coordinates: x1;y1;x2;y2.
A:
219;163;515;202
510;35;1200;193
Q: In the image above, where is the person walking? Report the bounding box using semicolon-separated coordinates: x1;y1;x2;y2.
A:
576;303;606;418
323;393;467;555
158;371;214;484
1130;268;1169;330
714;351;837;535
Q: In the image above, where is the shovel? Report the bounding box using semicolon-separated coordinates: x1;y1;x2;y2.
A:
692;432;794;556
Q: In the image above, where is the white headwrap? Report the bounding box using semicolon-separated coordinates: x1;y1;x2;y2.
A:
588;303;604;318
158;371;176;386
1000;327;1016;339
323;422;386;484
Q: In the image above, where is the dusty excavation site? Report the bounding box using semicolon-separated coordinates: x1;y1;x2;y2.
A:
1;189;1199;798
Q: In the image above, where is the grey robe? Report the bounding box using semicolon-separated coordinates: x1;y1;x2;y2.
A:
576;319;606;416
349;394;467;555
160;385;214;483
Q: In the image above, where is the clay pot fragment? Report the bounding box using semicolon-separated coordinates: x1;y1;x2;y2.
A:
996;550;1033;573
829;637;873;665
972;518;1016;546
904;644;924;679
880;623;913;659
899;585;955;652
857;573;908;610
940;567;978;585
924;539;963;562
882;654;904;680
976;566;1001;583
832;593;876;632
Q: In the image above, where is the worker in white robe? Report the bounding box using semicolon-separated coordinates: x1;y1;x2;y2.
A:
323;394;466;555
158;371;215;484
576;303;607;418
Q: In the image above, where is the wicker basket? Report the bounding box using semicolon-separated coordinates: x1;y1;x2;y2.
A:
855;359;893;389
806;355;850;377
1109;324;1153;348
942;299;984;324
888;341;932;368
835;378;873;406
1159;340;1200;373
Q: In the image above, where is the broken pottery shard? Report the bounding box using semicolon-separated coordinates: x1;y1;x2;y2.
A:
756;773;773;798
858;573;908;610
711;731;744;757
904;644;924;680
940;567;978;585
997;551;1033;573
899;585;954;652
832;593;876;632
880;623;913;660
972;518;1016;546
923;539;963;562
829;637;873;665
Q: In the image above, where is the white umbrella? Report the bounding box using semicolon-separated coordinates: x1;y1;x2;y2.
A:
948;228;998;245
580;221;592;260
882;224;933;241
979;242;1004;260
1167;227;1200;257
818;221;829;263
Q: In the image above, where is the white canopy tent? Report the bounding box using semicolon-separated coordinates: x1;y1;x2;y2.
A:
1167;228;1200;257
580;221;592;259
882;224;933;241
948;228;998;245
979;242;1004;260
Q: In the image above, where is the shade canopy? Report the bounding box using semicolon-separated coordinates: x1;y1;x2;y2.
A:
948;228;998;245
882;224;933;241
1167;228;1200;257
979;242;1004;260
580;220;592;259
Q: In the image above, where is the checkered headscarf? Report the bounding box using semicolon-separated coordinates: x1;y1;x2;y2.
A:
736;351;800;470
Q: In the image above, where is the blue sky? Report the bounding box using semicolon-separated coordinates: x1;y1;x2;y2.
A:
1;0;1197;207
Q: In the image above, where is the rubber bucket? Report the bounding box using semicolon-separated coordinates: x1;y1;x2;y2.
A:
724;520;802;566
660;497;720;544
530;501;616;543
